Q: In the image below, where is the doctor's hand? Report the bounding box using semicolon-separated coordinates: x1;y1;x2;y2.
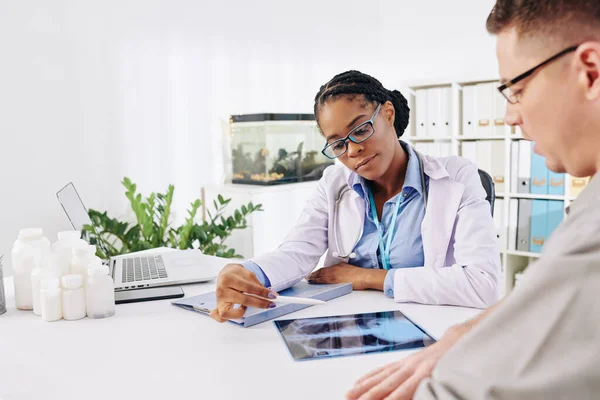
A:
210;263;278;323
307;263;387;291
345;325;466;400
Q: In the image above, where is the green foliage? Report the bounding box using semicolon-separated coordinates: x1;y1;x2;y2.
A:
82;178;262;259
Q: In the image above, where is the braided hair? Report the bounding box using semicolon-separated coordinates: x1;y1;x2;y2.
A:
313;70;410;138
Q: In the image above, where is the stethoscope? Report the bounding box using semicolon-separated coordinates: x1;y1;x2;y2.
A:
331;150;429;260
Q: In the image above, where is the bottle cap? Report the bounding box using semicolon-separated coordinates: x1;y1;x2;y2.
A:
88;258;103;269
19;228;43;240
61;274;83;289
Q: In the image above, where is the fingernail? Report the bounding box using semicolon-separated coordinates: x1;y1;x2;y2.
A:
269;303;277;309
268;292;277;299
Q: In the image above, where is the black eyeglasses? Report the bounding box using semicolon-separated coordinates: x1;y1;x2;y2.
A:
498;45;579;104
321;104;381;159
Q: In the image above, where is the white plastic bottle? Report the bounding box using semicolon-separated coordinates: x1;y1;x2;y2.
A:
31;254;62;316
52;231;86;278
86;265;115;319
12;228;51;310
61;275;86;321
40;278;62;322
70;245;98;284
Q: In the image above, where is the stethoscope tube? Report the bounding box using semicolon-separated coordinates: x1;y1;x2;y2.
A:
332;150;428;260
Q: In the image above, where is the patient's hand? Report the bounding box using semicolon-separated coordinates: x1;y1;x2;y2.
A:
307;263;387;291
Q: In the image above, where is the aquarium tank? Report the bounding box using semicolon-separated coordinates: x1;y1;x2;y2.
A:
227;113;334;185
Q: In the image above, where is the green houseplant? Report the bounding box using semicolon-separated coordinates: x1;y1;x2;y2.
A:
82;177;262;259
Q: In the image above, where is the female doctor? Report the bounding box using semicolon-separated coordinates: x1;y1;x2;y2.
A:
210;70;501;323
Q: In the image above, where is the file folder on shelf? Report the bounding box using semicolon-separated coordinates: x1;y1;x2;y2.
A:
516;199;532;252
530;200;548;253
568;176;590;198
462;85;477;137
440;87;452;137
530;147;549;195
491;141;505;193
518;140;532;193
461;142;478;165
508;199;519;251
547;200;564;242
172;281;352;328
476;83;494;137
416;89;428;137
511;141;520;193
494;199;505;250
427;88;441;138
476;141;493;176
493;86;507;136
548;171;565;196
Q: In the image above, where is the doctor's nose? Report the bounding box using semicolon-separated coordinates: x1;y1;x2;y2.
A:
346;140;363;158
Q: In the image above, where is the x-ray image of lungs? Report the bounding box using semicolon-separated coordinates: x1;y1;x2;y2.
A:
274;311;436;361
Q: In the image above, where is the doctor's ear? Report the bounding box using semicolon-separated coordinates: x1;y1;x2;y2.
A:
381;101;396;128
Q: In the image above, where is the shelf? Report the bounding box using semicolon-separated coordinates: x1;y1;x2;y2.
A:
508;193;566;201
408;136;453;142
510;135;525;140
496;192;505;198
458;135;506;141
506;250;541;259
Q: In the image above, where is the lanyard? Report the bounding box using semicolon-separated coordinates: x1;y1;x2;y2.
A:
367;188;403;270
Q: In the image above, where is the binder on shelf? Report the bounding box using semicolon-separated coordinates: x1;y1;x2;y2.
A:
494;199;505;250
427;88;441;138
461;142;478;165
416;89;428;137
547;200;564;242
492;85;507;136
530;146;548;195
462;85;477;137
530;199;548;253
476;83;494;137
476;141;493;176
441;142;452;157
568;176;590;198
518;140;532;193
510;141;520;193
414;142;429;155
516;199;532;252
428;142;441;158
440;87;452;137
491;141;505;193
548;171;565;196
508;199;519;251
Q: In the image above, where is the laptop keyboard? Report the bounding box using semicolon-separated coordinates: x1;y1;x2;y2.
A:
122;255;168;283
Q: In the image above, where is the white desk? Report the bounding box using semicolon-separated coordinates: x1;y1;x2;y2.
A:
0;277;480;400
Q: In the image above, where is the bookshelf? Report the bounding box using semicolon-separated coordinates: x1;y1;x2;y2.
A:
403;78;588;295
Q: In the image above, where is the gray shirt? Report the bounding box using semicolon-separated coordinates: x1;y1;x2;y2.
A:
416;175;600;399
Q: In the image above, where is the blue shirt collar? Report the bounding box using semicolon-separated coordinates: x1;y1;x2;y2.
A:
350;141;423;198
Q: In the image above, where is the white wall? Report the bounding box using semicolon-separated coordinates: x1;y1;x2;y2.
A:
0;0;498;275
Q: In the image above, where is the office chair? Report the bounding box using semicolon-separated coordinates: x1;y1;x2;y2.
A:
478;169;496;216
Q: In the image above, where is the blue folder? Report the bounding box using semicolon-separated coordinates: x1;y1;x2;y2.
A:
548;171;565;195
547;200;564;241
172;281;353;328
530;146;549;194
530;200;549;253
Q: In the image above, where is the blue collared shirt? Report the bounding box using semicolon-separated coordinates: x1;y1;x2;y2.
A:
244;142;427;299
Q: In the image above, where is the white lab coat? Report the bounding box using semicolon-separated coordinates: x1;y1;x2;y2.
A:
250;153;501;309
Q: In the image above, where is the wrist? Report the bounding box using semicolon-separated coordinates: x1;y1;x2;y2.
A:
364;269;388;291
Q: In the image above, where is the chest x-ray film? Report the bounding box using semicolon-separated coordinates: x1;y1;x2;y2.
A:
273;310;435;361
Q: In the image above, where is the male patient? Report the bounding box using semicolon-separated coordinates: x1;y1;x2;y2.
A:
347;0;600;399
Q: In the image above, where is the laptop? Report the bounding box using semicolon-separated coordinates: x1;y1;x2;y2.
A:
56;182;227;291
